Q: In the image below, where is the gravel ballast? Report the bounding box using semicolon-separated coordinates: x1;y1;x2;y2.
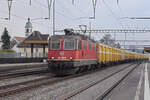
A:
0;63;132;100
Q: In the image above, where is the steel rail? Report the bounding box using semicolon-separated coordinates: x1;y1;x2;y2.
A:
0;69;48;80
0;63;133;97
0;77;51;89
96;63;142;100
58;63;138;100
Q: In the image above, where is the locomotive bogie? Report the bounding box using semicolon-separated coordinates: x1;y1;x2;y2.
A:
48;60;98;75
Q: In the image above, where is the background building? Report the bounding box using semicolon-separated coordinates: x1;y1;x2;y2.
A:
17;31;49;57
11;37;26;52
25;18;33;37
7;18;49;58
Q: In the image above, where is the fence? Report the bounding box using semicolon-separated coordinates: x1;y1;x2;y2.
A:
0;52;20;58
0;52;48;64
0;52;48;58
0;58;47;64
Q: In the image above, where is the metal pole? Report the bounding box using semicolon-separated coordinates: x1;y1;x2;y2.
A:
47;0;52;19
93;8;95;19
72;0;75;5
8;0;12;20
114;33;116;41
89;22;91;38
53;0;55;35
30;0;32;5
124;32;126;49
92;0;97;19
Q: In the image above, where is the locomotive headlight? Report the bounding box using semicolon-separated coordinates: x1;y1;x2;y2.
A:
70;57;72;60
47;36;50;40
51;57;54;59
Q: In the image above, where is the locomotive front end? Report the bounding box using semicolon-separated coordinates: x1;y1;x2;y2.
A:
48;35;80;75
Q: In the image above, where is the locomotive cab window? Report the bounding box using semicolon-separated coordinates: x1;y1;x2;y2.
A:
49;39;61;50
64;39;76;50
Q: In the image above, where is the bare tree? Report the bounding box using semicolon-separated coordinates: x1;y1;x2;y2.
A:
100;34;121;48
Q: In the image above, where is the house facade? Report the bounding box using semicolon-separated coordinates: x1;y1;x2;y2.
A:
11;37;26;52
17;31;49;57
18;46;48;57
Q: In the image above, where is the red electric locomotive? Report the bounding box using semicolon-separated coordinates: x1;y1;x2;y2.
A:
48;29;97;75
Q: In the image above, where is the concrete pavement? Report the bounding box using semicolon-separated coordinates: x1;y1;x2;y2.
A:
103;62;150;100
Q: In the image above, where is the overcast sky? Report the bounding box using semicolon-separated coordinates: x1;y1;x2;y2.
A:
0;0;150;46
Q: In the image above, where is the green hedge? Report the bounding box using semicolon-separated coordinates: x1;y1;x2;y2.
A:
0;49;16;53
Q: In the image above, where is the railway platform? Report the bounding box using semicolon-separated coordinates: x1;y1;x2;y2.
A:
0;62;48;72
103;62;150;100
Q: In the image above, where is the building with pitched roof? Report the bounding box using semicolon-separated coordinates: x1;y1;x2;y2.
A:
9;18;49;57
17;31;49;57
11;37;26;51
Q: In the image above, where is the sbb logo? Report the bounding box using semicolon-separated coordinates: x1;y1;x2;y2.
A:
60;51;64;56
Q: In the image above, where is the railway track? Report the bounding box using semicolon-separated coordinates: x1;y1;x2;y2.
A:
96;63;143;100
0;63;134;98
0;68;48;80
58;62;141;100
